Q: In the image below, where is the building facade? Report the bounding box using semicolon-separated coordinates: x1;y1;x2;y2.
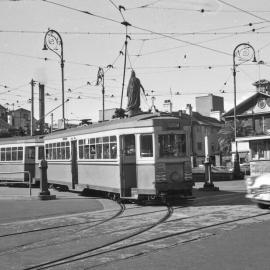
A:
196;94;224;117
223;79;270;176
11;108;31;133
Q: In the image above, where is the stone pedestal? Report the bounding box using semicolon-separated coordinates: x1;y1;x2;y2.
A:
38;159;56;200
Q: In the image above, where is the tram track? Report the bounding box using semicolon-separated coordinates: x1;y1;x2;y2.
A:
0;192;255;268
0;200;128;238
0;192;244;256
0;200;126;256
23;204;173;270
84;210;270;270
0;188;242;239
31;209;270;270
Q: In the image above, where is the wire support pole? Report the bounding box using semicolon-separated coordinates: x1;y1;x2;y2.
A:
30;79;36;136
120;21;131;109
120;36;128;109
102;76;105;121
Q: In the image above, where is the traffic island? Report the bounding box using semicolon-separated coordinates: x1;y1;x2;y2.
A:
199;156;219;192
200;182;220;191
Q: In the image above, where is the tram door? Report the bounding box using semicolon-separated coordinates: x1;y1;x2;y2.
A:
120;134;137;197
24;146;35;182
71;140;78;189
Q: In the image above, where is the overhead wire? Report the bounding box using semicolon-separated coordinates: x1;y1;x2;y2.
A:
41;0;232;57
2;0;267;112
128;5;270;15
217;0;270;22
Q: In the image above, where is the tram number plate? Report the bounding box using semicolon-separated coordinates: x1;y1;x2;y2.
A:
156;163;167;182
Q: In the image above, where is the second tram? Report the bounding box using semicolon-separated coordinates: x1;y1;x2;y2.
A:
0;136;44;183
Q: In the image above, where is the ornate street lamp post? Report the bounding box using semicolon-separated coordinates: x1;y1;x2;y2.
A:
233;43;256;178
43;29;65;129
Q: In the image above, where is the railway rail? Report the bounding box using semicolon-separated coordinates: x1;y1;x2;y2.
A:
1;192;269;270
0;192;247;257
23;204;173;270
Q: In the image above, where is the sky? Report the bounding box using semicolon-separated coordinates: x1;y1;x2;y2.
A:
1;0;270;124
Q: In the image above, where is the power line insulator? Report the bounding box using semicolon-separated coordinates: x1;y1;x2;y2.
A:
121;21;131;27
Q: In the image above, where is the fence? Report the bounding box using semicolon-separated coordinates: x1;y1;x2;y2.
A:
0;171;32;196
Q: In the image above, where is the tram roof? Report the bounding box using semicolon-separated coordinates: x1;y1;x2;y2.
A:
45;113;182;139
0;135;44;145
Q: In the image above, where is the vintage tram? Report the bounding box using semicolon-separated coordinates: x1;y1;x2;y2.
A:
43;114;193;201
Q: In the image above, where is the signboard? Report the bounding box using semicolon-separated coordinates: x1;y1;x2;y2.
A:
155;162;167;182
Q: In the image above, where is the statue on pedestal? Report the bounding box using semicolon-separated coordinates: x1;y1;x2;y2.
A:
126;70;145;116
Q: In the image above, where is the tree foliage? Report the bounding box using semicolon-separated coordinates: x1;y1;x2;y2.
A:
218;120;254;154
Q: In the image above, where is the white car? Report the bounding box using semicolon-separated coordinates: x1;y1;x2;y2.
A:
246;173;270;209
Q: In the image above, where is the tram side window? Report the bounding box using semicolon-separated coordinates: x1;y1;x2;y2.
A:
110;136;117;159
123;134;135;156
159;134;186;158
103;137;110;159
26;147;35;159
79;139;84;159
140;134;153;157
66;142;70;159
0;147;23;161
96;137;103;159
12;147;17;160
78;135;117;160
45;141;70;160
18;147;23;160
38;146;45;160
6;147;11;161
0;148;5;161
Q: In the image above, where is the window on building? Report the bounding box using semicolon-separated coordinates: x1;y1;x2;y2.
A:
250;140;270;160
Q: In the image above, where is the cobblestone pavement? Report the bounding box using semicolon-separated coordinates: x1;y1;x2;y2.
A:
1;180;270;270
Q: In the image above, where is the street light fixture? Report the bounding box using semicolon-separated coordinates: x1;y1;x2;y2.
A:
43;29;65;129
233;43;256;178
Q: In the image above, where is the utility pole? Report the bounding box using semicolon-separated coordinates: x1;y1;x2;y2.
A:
51;113;53;133
120;21;131;109
30;79;36;136
39;83;45;135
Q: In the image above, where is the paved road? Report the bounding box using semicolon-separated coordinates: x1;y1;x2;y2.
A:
0;180;270;270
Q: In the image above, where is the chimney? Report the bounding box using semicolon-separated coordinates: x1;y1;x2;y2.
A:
39;83;45;134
